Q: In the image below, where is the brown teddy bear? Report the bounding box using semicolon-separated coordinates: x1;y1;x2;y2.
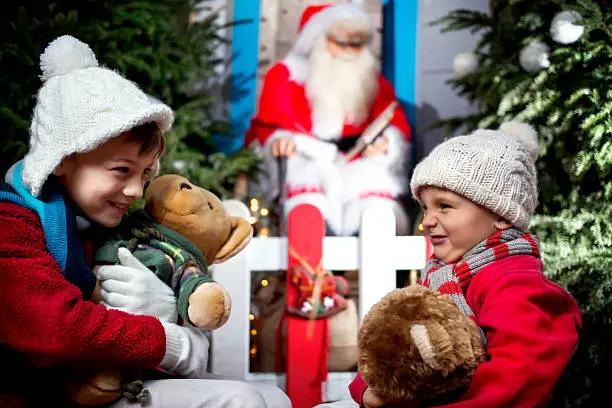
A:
66;174;253;406
358;285;485;405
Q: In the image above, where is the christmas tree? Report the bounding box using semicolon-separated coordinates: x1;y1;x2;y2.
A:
1;0;258;199
434;1;611;405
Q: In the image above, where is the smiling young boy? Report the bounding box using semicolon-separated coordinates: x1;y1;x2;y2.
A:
320;122;581;408
0;35;290;408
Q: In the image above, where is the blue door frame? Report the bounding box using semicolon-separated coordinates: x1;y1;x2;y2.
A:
222;0;418;155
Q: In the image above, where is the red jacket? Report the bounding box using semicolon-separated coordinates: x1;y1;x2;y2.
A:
0;202;166;407
349;255;581;407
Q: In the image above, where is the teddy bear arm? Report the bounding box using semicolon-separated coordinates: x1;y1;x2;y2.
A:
175;266;216;325
187;281;231;330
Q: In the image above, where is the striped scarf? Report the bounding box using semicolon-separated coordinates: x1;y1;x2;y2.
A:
420;228;541;344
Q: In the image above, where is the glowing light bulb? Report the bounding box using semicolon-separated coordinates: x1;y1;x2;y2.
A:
250;198;259;212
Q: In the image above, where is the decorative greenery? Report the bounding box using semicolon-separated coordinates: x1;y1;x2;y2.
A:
433;1;611;406
1;0;259;199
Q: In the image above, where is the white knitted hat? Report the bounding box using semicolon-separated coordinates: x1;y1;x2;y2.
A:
410;121;540;231
22;35;174;196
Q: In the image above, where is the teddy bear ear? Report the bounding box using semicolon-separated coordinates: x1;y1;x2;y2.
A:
213;217;253;264
410;322;452;371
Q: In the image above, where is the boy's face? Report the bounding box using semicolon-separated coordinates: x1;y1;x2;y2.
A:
419;186;511;263
54;133;158;227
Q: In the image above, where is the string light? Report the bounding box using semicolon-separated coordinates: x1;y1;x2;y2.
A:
250;198;259;212
261;279;269;287
251;329;258;336
249;314;255;321
248;216;257;224
250;347;257;355
260;208;269;216
418;223;424;231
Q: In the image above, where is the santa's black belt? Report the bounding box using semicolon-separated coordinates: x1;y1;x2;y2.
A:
332;134;360;153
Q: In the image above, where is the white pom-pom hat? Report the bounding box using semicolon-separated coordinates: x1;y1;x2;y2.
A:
23;35;174;196
410;121;540;231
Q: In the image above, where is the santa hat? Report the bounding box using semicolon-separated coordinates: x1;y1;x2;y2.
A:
22;35;173;197
291;3;371;57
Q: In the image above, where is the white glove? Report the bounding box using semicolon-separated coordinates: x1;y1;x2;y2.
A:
97;247;178;322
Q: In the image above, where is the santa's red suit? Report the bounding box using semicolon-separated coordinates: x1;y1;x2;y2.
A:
246;4;412;236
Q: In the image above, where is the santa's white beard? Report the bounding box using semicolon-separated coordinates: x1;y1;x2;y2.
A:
306;37;379;140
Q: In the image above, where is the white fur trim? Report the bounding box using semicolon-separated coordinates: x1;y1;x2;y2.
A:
342;196;409;236
292;4;371;57
293;134;339;161
283;53;308;84
261;131;336;199
383;125;410;167
337;155;407;202
285;192;328;217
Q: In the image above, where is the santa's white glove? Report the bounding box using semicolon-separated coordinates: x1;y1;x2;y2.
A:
97;247;178;322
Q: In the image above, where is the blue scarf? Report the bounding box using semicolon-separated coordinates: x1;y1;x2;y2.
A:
0;161;97;299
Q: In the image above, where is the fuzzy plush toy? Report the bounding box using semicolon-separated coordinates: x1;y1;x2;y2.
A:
67;174;253;406
358;285;485;405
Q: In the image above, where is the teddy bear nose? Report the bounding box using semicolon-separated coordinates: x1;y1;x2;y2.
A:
180;183;192;190
208;202;213;210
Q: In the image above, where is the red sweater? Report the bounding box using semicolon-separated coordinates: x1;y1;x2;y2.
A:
349;255;581;407
0;202;166;407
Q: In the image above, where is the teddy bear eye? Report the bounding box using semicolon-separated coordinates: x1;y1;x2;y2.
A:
208;202;213;210
180;183;192;190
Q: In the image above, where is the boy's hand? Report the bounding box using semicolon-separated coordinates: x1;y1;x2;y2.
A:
363;388;404;408
97;248;178;322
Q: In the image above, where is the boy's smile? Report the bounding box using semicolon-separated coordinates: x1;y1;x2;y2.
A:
53;133;158;227
419;186;511;263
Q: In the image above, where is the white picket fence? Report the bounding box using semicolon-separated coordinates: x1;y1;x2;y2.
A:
211;203;427;401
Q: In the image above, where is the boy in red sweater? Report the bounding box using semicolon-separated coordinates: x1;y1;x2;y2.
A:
318;121;581;408
0;35;290;408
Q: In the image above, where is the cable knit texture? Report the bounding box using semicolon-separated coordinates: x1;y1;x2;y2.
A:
160;321;187;372
410;121;539;230
23;35;174;197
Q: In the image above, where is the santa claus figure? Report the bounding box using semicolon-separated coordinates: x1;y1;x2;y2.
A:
246;3;412;236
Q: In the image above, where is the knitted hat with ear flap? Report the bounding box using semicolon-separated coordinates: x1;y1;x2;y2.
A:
22;35;174;197
410;121;540;231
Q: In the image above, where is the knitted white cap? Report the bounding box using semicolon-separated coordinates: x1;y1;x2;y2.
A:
23;35;174;196
410;121;540;231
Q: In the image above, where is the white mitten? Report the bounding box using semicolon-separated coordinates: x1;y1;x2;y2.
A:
97;247;178;322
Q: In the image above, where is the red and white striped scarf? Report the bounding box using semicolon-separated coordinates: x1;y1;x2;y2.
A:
420;228;540;343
